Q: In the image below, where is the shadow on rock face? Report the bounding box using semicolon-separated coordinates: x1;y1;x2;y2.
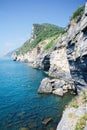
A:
42;55;50;71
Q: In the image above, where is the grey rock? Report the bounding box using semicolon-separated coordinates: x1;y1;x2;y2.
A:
38;77;74;95
85;2;87;16
53;88;63;96
32;54;45;69
66;10;87;92
75;107;86;117
84;125;87;130
56;106;86;130
55;71;72;83
56;108;76;130
38;78;52;93
54;80;65;89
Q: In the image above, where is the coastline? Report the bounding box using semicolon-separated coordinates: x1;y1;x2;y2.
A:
11;3;87;130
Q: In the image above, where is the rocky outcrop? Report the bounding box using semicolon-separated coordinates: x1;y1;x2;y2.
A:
85;2;87;16
32;53;50;70
38;78;75;96
56;106;86;130
56;3;87;130
11;2;87;130
48;39;71;81
56;89;87;130
37;4;87;93
29;24;37;43
32;53;45;69
38;78;52;93
12;3;87;94
66;3;87;92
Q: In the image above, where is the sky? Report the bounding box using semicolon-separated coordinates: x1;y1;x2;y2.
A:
0;0;86;57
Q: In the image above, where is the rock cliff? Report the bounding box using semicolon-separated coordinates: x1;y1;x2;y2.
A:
37;3;87;94
12;3;87;94
56;3;87;130
66;4;87;92
12;3;87;130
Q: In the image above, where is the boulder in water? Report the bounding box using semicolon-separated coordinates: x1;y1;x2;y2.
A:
38;78;52;93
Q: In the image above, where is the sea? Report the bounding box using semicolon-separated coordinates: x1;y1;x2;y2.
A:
0;58;73;130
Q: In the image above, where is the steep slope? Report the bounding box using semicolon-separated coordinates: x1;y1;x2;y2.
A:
38;4;87;93
66;5;87;92
16;23;65;55
13;4;87;94
12;2;87;130
56;3;87;130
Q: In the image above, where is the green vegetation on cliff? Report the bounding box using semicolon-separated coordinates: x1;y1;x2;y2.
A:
16;23;65;55
44;35;58;50
71;6;84;22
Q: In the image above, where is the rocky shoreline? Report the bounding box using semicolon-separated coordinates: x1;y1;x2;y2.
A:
12;2;87;130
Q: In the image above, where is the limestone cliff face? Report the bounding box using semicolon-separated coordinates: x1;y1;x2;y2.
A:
56;3;87;130
11;3;87;130
29;24;37;43
12;3;87;94
32;5;87;93
48;35;71;82
66;4;87;92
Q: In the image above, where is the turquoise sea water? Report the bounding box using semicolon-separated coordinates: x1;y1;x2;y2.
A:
0;58;73;130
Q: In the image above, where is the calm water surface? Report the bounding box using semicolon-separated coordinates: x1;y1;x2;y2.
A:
0;58;73;130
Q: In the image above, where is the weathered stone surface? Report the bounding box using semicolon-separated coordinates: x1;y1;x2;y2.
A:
38;78;74;95
32;53;45;69
85;2;87;16
56;89;87;130
49;48;70;78
53;88;63;96
38;78;52;93
66;5;87;92
75;107;86;117
56;107;86;130
54;80;65;89
84;125;87;130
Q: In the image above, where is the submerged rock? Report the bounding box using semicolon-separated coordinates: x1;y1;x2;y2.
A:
50;128;55;130
28;121;37;129
20;128;29;130
42;117;52;125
